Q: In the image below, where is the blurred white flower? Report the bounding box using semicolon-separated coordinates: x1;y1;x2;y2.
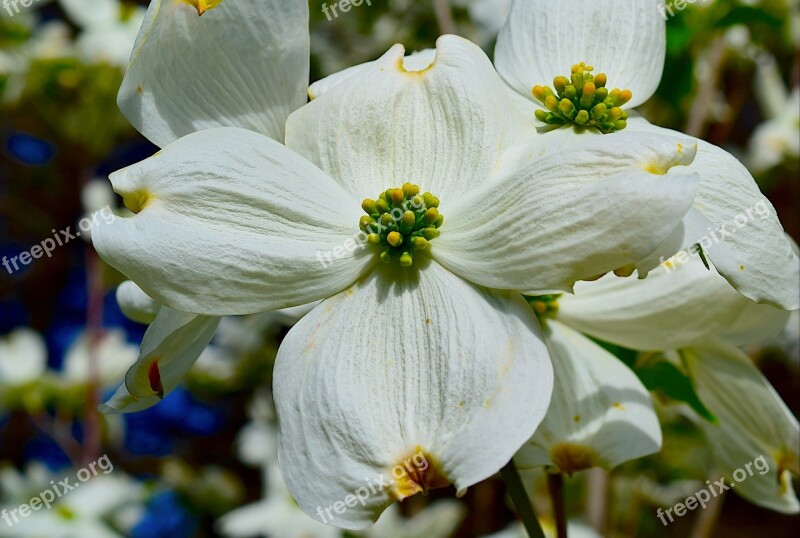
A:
60;329;138;388
0;463;144;538
748;54;800;173
0;19;73;103
0;328;47;389
58;0;145;68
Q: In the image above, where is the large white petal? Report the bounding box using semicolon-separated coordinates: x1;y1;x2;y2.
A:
286;35;534;202
516;321;661;473
685;341;800;513
558;256;790;351
118;0;309;146
274;261;553;529
433;132;698;292
92;127;374;316
100;307;219;414
627;115;800;309
495;0;665;108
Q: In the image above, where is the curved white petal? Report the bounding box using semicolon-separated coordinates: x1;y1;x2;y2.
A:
92;127;373;316
433;132;698;292
628;115;800;309
516;320;661;473
100;308;220;414
308;49;437;100
116;280;159;325
118;0;309;146
274;261;553;529
495;0;665;108
287;35;533;202
559;256;790;351
685;341;800;514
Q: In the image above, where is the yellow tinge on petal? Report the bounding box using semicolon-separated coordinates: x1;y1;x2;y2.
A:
550;443;597;475
121;190;153;214
180;0;224;16
389;448;450;501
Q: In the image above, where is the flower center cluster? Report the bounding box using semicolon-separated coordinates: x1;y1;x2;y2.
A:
360;183;443;267
532;63;632;134
526;294;561;320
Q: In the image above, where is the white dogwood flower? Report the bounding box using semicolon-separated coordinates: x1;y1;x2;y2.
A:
93;32;701;528
494;0;800;309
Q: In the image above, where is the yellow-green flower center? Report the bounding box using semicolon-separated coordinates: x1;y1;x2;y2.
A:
526;294;561;321
360;183;443;268
532;63;632;134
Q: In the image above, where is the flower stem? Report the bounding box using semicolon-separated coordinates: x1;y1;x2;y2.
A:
547;472;568;538
500;461;547;538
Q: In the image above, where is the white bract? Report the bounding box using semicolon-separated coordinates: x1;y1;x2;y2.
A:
551;256;799;512
494;0;800;309
92;11;703;524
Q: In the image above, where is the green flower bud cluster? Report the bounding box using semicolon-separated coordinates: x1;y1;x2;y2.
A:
532;63;632;134
526;294;561;321
360;183;443;268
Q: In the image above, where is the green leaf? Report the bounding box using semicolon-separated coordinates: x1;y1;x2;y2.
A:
635;359;717;423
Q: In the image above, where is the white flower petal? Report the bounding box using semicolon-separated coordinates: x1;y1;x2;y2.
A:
100;308;219;414
516;321;661;473
559;256;789;351
433;132;699;292
308;49;437;100
274;261;553;529
93;127;373;316
627;115;800;309
116;281;159;325
287;35;530;202
685;341;800;514
495;0;665;108
118;0;309;146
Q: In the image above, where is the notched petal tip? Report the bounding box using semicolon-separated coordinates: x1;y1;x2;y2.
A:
643;141;698;175
147;360;165;399
389;449;451;501
182;0;224;16
550;443;598;475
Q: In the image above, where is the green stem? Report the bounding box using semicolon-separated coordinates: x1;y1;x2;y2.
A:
500;461;547;538
547;473;568;538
